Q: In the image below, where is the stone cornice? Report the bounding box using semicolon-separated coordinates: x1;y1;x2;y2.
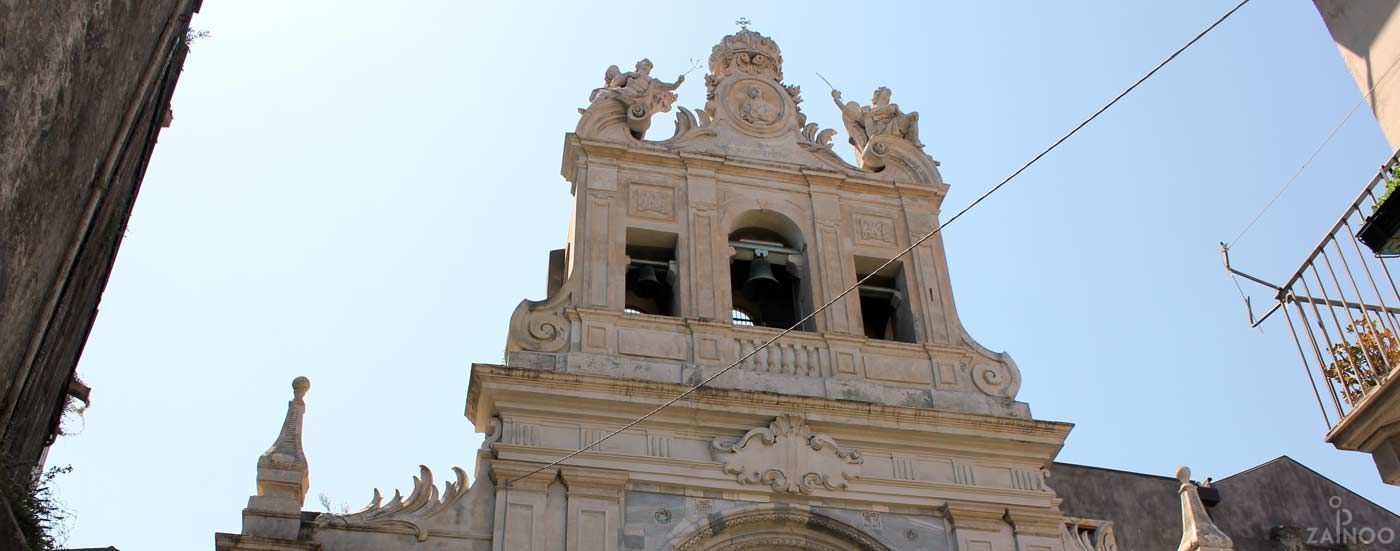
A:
562;133;945;198
467;364;1071;453
491;442;1059;511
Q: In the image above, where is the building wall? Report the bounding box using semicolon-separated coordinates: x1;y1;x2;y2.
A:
1050;463;1181;550
0;0;199;545
1208;457;1399;551
1315;0;1400;152
1053;457;1400;551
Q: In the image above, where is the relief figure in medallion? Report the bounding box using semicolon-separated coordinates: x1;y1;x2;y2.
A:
738;84;776;124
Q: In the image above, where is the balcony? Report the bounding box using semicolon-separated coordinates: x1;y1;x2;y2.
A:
1227;153;1400;484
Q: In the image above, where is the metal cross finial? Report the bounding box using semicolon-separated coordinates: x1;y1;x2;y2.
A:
736;17;751;30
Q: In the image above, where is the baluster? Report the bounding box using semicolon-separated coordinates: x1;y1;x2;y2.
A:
754;339;769;372
795;345;808;375
738;339;754;370
808;347;820;376
767;345;780;374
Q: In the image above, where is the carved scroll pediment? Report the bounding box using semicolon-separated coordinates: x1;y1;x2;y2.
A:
1064;519;1119;551
506;285;572;353
315;465;469;542
711;414;861;494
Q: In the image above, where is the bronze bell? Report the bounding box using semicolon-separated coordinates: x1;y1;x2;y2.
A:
743;255;781;299
633;264;665;297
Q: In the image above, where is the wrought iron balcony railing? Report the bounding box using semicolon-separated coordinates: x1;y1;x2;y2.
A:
1225;152;1400;430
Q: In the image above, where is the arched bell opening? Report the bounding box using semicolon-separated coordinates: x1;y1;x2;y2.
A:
626;227;679;316
727;210;814;332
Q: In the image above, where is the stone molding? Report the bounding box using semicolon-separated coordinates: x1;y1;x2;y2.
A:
215;533;321;551
665;505;891;551
468;364;1070;455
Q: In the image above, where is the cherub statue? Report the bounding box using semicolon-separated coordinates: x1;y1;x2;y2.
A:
589;59;685;117
831;86;923;152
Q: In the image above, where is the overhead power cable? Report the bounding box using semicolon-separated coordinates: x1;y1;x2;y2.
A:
1227;50;1400;248
507;0;1251;485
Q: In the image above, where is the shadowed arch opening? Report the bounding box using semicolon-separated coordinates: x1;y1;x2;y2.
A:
667;506;891;551
728;210;814;331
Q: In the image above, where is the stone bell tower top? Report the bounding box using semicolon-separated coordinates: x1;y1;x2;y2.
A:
508;29;1030;419
705;28;785;88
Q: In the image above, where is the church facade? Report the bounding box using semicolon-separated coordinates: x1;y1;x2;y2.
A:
213;30;1396;551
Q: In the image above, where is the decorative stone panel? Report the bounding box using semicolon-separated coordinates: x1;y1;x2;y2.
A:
628;184;675;221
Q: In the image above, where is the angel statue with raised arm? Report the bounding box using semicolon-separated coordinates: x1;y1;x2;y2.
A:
831;86;923;153
589;58;686;117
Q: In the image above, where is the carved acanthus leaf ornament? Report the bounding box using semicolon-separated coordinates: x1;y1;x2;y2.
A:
711;414;862;494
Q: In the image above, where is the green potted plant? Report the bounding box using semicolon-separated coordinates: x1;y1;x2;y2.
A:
1358;164;1400;255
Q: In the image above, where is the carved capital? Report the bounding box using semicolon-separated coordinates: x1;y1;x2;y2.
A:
559;467;629;500
943;502;1008;533
1004;507;1065;538
489;461;558;493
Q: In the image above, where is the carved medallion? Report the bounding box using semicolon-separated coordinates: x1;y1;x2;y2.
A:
711;414;862;494
722;79;788;137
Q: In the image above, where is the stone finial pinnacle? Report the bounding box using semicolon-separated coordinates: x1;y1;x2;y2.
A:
292;376;310;401
1176;465;1233;551
242;377;312;540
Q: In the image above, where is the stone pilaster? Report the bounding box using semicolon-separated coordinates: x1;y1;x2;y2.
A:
946;502;1016;551
560;467;629;551
1006;507;1068;551
491;461;560;551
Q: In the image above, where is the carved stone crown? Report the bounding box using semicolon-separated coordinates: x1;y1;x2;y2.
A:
708;29;784;83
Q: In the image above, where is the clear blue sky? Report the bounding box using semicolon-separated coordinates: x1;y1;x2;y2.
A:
46;1;1398;549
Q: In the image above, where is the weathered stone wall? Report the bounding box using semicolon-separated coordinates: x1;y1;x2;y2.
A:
0;0;199;542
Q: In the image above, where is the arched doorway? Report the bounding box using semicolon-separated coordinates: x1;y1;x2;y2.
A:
666;506;890;551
